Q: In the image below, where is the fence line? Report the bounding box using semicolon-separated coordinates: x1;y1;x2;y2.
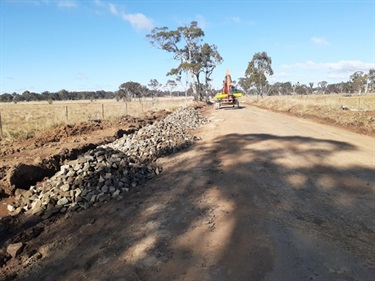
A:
0;112;3;139
0;98;194;142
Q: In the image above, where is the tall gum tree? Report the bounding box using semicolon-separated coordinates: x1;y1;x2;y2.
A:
146;21;204;100
244;51;274;97
193;43;223;102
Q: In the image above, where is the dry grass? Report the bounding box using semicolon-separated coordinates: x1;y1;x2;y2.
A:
244;93;375;111
0;97;194;143
242;93;375;136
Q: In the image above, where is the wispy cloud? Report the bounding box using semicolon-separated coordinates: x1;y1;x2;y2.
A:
57;0;78;8
311;36;330;46
109;3;118;15
95;1;153;30
282;60;374;74
6;0;41;4
195;14;207;29
57;0;77;8
225;16;255;25
93;0;103;7
9;0;151;30
7;0;78;8
226;16;241;23
122;13;153;30
75;72;88;81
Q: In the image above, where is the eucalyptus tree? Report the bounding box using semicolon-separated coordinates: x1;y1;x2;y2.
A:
238;77;252;96
350;71;367;94
318;81;328;94
194;43;223;101
146;21;204;99
118;81;148;101
268;82;293;96
148;79;161;92
309;82;314;94
368;68;375;92
326;83;341;94
243;51;274;97
148;79;161;101
295;83;308;96
165;79;177;96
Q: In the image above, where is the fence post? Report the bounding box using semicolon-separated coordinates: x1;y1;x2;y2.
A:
0;112;3;139
65;106;68;122
101;104;104;119
125;102;128;115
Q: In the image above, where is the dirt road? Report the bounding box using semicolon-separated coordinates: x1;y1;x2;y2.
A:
7;104;375;281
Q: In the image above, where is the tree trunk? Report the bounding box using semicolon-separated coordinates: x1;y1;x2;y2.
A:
188;47;198;100
365;81;369;94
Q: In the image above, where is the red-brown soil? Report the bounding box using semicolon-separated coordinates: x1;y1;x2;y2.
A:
0;104;374;281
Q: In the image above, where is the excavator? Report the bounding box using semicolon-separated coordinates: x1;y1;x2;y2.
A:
215;69;242;109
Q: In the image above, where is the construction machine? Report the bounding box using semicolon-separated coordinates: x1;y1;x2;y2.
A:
215;69;242;109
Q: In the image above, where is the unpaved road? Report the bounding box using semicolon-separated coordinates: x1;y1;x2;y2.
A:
5;104;375;281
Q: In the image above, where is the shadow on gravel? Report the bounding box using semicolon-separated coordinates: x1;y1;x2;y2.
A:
12;132;375;281
217;106;246;110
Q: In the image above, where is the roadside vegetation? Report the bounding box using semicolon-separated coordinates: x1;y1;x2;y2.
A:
243;94;375;136
0;97;193;144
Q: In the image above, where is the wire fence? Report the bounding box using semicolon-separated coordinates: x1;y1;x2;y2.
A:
0;97;193;142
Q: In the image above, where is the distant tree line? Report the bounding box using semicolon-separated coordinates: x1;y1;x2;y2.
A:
236;52;375;97
0;90;116;103
2;67;373;103
0;86;189;103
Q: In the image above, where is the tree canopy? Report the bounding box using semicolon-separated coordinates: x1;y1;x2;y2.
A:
146;21;222;101
243;51;274;97
118;81;148;100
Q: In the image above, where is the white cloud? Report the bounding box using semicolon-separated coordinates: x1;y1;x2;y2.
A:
282;60;374;74
269;72;290;83
109;3;118;15
195;14;207;29
227;16;241;23
311;37;330;45
280;60;375;83
93;0;103;6
8;0;78;8
225;16;255;25
122;13;153;30
7;0;41;4
97;2;153;30
75;72;88;81
57;1;77;8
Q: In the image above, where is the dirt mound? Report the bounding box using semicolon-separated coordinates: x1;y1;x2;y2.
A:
32;121;106;148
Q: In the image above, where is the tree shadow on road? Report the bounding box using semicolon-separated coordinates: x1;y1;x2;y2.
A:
13;132;375;281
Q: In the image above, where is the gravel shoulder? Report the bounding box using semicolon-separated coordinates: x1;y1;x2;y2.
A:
1;104;374;281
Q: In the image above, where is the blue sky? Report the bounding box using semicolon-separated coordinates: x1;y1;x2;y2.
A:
1;0;374;94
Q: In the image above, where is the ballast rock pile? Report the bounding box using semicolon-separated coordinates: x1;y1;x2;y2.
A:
7;107;208;219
